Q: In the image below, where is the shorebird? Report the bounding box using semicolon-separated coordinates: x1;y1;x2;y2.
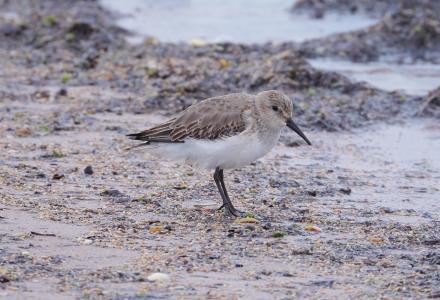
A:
127;90;311;216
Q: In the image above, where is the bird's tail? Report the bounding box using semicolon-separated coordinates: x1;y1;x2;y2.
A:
124;141;151;151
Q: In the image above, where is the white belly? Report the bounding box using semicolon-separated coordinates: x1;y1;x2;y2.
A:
146;132;280;170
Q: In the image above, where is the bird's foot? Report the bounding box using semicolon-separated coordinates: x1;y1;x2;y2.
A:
218;203;245;217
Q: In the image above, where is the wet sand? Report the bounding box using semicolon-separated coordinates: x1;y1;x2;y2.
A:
1;0;439;299
1;102;439;298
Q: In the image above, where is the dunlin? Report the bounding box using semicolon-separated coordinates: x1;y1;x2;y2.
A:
127;90;311;216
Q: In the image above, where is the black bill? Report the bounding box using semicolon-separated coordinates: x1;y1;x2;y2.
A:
286;118;312;145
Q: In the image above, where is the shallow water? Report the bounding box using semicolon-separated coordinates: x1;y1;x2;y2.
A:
274;119;440;217
332;120;440;214
100;0;377;44
0;204;139;269
310;59;440;96
100;0;440;96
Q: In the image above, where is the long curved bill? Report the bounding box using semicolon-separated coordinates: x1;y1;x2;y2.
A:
286;118;312;145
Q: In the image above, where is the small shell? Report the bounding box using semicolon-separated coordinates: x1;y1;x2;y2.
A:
149;225;163;234
234;217;259;224
304;225;322;233
147;273;170;282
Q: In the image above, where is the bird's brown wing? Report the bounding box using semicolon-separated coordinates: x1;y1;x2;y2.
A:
127;93;253;143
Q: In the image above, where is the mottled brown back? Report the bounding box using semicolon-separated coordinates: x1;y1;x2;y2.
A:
127;93;253;143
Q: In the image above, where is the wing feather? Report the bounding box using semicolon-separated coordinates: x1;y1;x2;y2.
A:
127;93;253;144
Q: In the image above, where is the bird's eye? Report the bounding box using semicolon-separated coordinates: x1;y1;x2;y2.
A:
272;106;279;112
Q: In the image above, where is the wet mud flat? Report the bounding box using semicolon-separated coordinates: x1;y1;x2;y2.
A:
0;0;439;299
1;107;439;299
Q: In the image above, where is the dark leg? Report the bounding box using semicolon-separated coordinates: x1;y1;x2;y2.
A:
213;168;228;210
220;170;244;216
213;167;243;217
216;169;229;210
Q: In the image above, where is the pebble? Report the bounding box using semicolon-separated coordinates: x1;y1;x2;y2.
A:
100;189;124;197
339;187;352;195
83;239;93;245
147;273;170;282
52;174;64;180
307;190;318;197
189;38;206;47
234;217;259;224
84;165;94;175
15;128;32;137
304;225;322;233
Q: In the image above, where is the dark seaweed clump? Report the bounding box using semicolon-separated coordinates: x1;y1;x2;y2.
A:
295;0;440;62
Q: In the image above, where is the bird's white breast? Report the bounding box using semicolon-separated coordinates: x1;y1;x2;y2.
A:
146;131;280;170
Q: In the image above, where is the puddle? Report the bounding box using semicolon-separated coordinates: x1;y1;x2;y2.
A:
1;205;90;239
273;118;440;218
337;120;440;214
69;199;104;211
100;0;377;44
309;59;440;96
6;279;76;300
0;205;139;270
323;120;440;171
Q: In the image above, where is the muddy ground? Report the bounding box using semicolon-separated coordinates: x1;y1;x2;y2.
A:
0;0;439;299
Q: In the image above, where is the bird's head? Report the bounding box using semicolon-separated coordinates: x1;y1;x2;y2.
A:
256;90;311;145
